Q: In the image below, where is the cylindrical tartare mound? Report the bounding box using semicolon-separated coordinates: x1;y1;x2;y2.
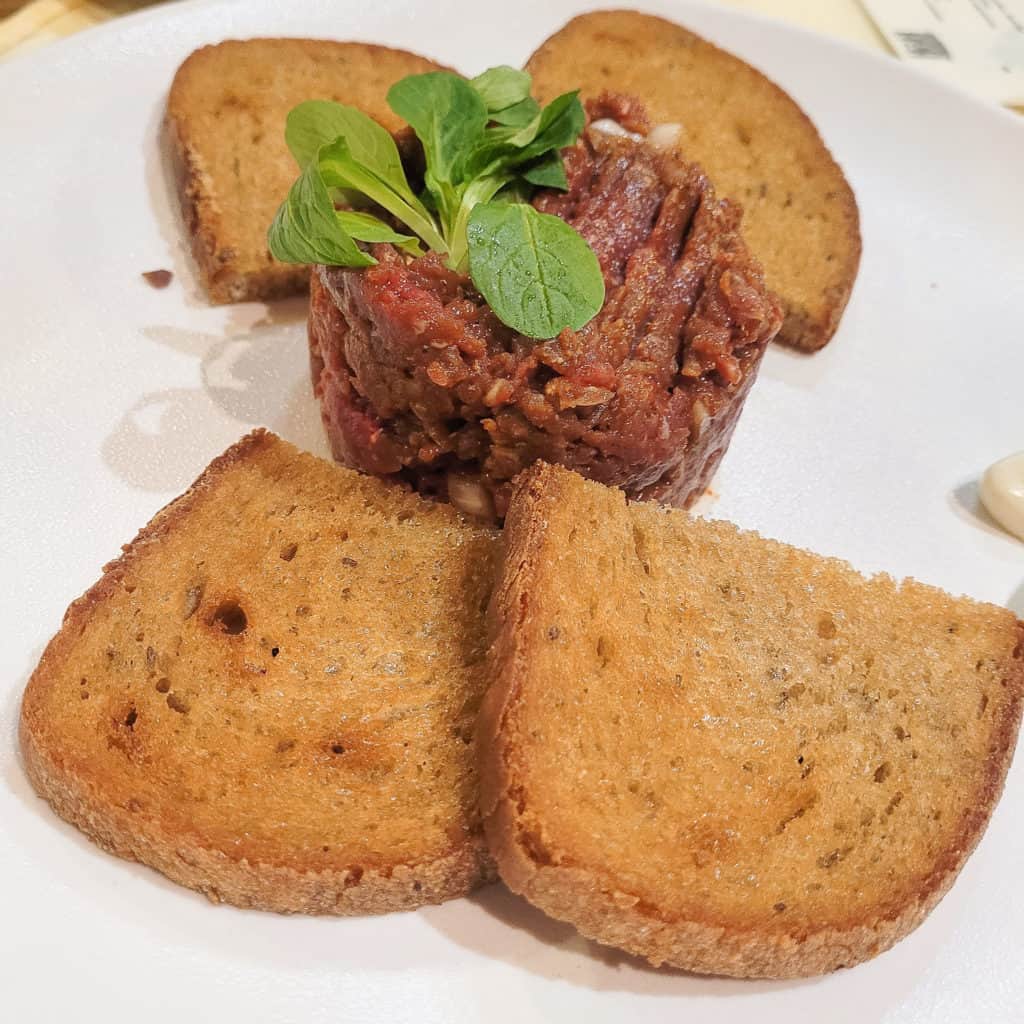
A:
308;95;783;519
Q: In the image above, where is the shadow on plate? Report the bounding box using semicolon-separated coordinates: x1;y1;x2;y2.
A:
102;300;326;493
1007;580;1024;617
947;481;1022;613
104;103;325;494
947;479;1013;542
421;881;809;997
757;333;834;392
421;878;951;1011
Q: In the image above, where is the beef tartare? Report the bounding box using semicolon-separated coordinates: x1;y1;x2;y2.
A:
308;96;782;519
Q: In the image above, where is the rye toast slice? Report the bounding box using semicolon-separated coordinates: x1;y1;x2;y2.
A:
20;430;498;914
479;463;1023;977
165;39;450;303
526;10;861;351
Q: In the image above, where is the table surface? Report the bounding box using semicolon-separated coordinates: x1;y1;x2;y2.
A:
0;0;890;58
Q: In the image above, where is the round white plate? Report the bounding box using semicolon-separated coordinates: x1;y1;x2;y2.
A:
2;1;1022;1021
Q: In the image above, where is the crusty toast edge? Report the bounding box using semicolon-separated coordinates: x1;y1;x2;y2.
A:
477;462;1024;977
19;429;494;913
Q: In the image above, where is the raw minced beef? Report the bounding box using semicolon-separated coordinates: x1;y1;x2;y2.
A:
308;95;782;519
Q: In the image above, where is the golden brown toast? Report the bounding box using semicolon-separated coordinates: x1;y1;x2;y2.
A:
526;10;861;351
20;430;499;914
479;463;1024;977
165;39;450;303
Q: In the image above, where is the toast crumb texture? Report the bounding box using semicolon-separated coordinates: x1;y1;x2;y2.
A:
526;10;862;351
165;39;449;304
20;430;499;914
479;463;1024;977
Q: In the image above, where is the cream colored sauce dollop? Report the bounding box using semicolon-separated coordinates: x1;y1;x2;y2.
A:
980;451;1024;542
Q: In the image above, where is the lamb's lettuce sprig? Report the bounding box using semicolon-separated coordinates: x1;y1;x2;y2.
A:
268;67;604;339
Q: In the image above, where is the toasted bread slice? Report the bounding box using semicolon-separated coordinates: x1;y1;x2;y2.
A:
479;463;1024;978
20;430;498;914
165;39;450;304
526;10;861;351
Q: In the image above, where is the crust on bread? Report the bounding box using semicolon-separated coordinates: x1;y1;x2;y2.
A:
163;117;310;305
20;430;496;914
478;463;1024;978
525;10;861;351
20;719;492;914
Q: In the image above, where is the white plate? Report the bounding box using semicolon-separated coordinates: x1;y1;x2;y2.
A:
2;1;1022;1021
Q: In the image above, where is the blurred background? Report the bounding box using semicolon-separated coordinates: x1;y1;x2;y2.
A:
0;1;889;59
2;0;1020;113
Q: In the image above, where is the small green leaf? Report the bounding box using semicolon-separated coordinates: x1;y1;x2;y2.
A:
319;137;447;253
446;173;513;272
268;158;375;267
520;153;569;190
335;211;424;256
517;91;585;159
285;102;408;192
490;180;534;206
470;66;532;113
464;91;583;183
387;72;487;185
488;96;541;127
467;202;604;339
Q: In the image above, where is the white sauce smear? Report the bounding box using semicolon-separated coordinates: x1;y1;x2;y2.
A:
589;118;643;142
980;451;1024;542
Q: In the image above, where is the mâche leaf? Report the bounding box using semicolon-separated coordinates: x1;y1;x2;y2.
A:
336;211;423;256
470;66;532;114
285;101;405;189
466;202;605;339
445;173;512;271
318;137;446;252
488;96;541;127
269;66;605;338
268;159;375;267
516;91;585;159
520;152;569;190
387;72;487;185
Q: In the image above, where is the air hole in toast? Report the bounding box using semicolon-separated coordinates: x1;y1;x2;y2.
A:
124;708;138;729
211;600;247;635
279;543;298;561
155;677;171;693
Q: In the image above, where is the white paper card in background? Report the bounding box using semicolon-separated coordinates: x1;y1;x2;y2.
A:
860;0;1024;105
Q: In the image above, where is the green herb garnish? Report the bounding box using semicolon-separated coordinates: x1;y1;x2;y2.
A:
267;67;605;339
